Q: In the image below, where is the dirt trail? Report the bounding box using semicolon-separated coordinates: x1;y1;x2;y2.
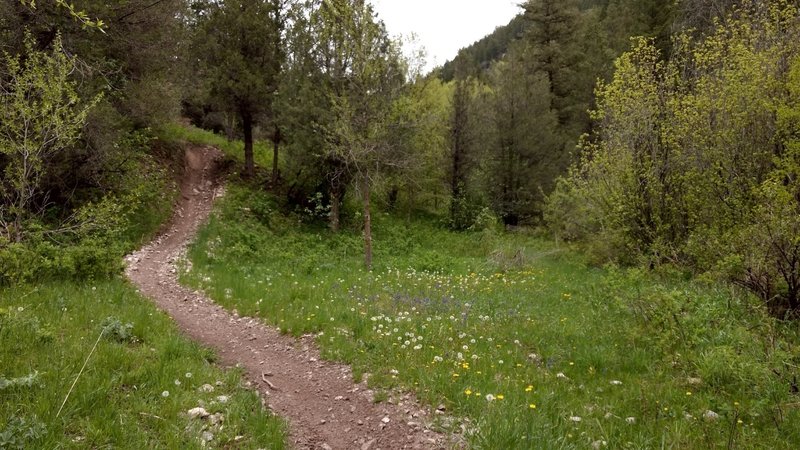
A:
125;145;449;450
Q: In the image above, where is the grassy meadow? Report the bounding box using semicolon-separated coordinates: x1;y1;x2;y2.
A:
181;179;800;449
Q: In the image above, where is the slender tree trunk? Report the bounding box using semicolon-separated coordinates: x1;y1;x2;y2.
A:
362;175;373;270
271;125;281;188
242;111;255;178
330;182;341;232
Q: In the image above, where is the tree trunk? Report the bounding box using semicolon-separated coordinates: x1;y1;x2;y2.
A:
271;125;281;188
362;175;373;270
330;182;341;232
242;111;255;177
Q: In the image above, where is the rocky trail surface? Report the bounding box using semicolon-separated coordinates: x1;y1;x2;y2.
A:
126;145;451;449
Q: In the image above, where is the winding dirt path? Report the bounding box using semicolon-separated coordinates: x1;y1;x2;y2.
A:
125;145;449;450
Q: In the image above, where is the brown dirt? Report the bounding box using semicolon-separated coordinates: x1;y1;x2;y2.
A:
125;145;452;450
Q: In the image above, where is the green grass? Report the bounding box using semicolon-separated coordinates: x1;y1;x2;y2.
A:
1;131;287;449
159;123;278;170
0;281;286;449
181;182;800;449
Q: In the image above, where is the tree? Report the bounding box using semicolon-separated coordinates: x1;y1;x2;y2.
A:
448;75;474;230
547;2;800;314
0;34;100;241
486;42;559;225
194;0;285;178
313;0;404;268
523;0;583;129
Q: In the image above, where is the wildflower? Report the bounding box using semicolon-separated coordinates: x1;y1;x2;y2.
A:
529;404;537;409
485;394;495;402
174;379;181;386
497;394;504;400
464;389;472;396
433;356;443;363
610;380;622;386
569;416;582;423
556;372;567;379
452;373;459;378
161;391;170;398
685;391;692;396
185;372;193;378
625;417;636;425
525;385;534;392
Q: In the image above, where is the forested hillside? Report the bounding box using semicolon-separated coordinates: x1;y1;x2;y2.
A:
2;0;800;448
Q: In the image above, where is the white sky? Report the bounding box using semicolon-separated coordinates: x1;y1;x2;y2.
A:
371;0;523;72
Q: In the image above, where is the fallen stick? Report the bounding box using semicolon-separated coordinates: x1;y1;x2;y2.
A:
261;373;279;391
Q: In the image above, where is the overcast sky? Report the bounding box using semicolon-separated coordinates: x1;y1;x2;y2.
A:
371;0;523;72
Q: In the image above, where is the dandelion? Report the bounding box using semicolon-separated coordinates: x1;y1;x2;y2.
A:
569;416;582;423
185;372;193;378
452;373;459;378
161;391;170;398
610;380;622;386
174;379;181;386
625;417;636;425
497;394;504;400
685;391;692;396
525;385;534;392
529;404;537;409
485;394;495;402
464;389;472;396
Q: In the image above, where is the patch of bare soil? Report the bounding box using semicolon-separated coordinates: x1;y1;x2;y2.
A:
126;145;453;449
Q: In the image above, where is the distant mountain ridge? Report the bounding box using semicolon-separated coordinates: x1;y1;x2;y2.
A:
438;14;526;81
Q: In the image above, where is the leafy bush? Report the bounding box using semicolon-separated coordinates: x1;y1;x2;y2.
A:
101;317;137;343
0;415;46;450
